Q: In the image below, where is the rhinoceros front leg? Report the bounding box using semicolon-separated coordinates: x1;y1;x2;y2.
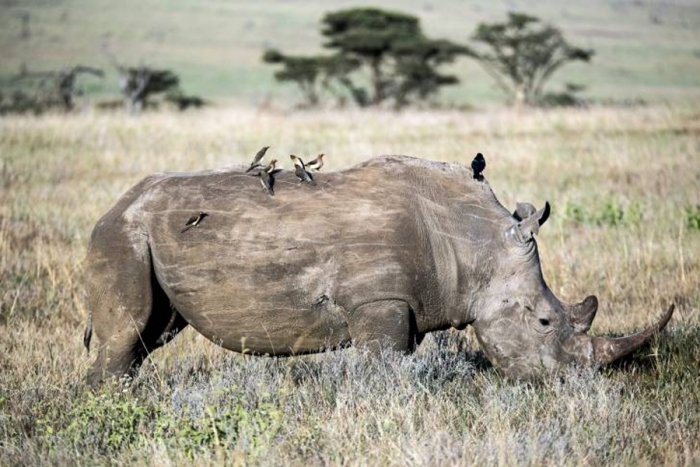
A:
348;299;414;354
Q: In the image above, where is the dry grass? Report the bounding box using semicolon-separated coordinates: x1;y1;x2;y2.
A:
1;105;699;466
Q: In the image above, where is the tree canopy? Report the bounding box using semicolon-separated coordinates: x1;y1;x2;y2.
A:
467;12;594;106
263;8;469;108
3;65;104;114
262;50;360;107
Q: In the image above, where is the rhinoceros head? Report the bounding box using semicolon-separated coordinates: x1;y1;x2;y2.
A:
470;202;674;379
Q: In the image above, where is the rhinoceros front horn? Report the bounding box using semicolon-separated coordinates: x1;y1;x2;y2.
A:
591;304;675;365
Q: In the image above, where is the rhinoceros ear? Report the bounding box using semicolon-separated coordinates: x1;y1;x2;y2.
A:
513;202;550;241
512;202;537;221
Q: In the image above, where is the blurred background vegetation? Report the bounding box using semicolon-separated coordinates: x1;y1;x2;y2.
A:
1;0;699;110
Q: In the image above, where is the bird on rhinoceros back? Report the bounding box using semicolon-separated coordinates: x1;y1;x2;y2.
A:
289;154;306;171
306;154;325;172
181;212;208;233
471;152;486;180
261;158;281;175
290;155;316;185
258;159;278;196
246;145;271;173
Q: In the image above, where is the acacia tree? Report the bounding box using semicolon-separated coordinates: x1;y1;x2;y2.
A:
118;66;180;113
56;66;104;110
321;8;421;106
10;65;104;112
262;50;360;107
391;38;470;107
262;50;323;106
467;12;594;106
101;45;181;113
263;8;468;108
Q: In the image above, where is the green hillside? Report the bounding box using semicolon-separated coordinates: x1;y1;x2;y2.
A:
1;0;700;106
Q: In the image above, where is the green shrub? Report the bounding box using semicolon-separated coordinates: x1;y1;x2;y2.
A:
626;201;644;225
686;205;700;231
41;391;148;453
595;199;624;226
153;397;281;458
564;202;586;224
562;199;644;227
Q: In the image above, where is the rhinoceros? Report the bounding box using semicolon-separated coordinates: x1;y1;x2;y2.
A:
84;155;673;386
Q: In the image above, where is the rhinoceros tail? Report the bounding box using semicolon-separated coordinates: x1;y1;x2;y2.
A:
83;313;93;354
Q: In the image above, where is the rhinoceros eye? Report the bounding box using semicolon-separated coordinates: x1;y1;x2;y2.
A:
538;318;550;326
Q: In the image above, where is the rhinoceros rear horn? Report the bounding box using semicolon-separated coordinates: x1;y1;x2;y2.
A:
568;295;598;333
516;201;550;240
591;304;675;365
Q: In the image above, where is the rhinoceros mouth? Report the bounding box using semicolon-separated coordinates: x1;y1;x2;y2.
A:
590;304;675;365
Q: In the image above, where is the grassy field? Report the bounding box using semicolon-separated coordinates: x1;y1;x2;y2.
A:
1;0;700;106
1;104;699;465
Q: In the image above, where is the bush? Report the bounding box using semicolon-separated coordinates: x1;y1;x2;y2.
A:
595;199;624;227
40;391;148;453
686;205;700;231
562;199;644;227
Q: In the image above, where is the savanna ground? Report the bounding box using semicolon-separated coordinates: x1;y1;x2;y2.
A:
1;104;699;466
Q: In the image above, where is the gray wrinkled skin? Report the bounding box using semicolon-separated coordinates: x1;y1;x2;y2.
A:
84;155;670;386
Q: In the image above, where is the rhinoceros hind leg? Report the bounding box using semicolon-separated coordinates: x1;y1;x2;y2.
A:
85;239;187;387
349;299;415;354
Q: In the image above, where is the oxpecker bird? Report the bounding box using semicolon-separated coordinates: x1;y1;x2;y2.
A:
306;154;325;171
290;154;305;169
259;161;277;196
181;212;208;233
246;146;271;172
471;153;486;180
261;159;280;174
290;155;316;185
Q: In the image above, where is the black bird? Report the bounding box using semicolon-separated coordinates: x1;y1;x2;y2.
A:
290;155;316;185
181;212;208;233
306;153;325;172
246;145;271;173
471;153;486;180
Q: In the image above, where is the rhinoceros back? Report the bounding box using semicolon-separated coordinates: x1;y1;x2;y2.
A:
105;156;479;354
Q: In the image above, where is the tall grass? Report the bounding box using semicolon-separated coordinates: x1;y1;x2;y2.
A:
1;105;699;465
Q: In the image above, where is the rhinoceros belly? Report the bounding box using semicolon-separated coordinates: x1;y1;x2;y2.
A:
142;171;413;354
149;232;354;354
